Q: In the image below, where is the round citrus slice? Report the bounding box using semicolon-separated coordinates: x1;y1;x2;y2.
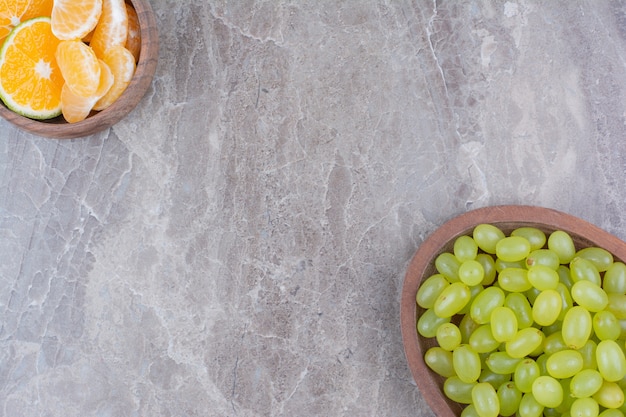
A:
61;58;113;123
0;16;63;120
55;39;101;98
51;0;102;41
125;2;141;62
89;0;128;58
0;0;53;44
94;45;135;111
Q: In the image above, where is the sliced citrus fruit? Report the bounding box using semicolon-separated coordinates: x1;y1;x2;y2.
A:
51;0;102;41
0;16;63;119
125;2;141;62
93;45;135;111
0;0;54;44
89;0;128;58
55;39;101;97
61;58;113;123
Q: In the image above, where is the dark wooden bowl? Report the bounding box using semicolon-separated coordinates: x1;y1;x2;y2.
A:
0;0;158;139
400;205;626;417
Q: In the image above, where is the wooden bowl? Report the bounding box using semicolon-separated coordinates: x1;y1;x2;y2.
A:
0;0;159;139
400;205;626;417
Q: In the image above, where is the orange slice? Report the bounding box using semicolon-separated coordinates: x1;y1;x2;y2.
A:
125;2;141;62
55;40;101;98
89;0;128;58
61;58;113;123
51;0;103;41
0;16;63;119
0;0;53;44
93;45;135;111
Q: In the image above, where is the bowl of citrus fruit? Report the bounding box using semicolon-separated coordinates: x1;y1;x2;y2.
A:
401;205;626;417
0;0;158;139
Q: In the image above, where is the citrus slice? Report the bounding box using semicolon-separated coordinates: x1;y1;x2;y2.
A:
89;0;128;58
51;0;102;41
0;0;53;44
125;2;141;62
61;58;113;123
0;17;63;119
55;39;101;97
93;45;135;111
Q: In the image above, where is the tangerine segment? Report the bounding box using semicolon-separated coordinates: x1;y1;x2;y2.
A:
94;45;135;111
55;40;101;97
61;58;113;123
0;17;63;119
51;0;102;41
89;0;128;58
125;2;140;62
0;0;53;44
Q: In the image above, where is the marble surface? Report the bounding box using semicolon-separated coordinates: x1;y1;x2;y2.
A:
1;1;626;416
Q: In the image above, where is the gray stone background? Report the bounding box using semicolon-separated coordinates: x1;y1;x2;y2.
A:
1;1;625;416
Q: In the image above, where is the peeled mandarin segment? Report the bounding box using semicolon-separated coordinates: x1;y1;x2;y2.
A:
55;40;101;98
94;45;135;111
0;17;63;119
125;2;141;62
60;59;114;123
0;0;53;44
51;0;103;41
89;0;128;58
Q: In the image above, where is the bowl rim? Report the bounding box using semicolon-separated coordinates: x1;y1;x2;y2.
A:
400;204;626;417
0;0;159;139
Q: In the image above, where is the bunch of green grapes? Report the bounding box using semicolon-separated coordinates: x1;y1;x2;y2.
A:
417;224;626;417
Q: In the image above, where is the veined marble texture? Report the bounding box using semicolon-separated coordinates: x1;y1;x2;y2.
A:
1;1;626;416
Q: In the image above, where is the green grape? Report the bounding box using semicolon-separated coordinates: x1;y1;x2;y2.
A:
604;262;626;294
558;377;575;413
543;332;567;356
436;322;462;351
570;369;603;398
541;320;562;337
479;368;511;390
535;353;548;375
454;235;478;262
571;280;609;312
562;306;592;349
524;286;541;305
461;404;481;417
514;358;540;393
486;351;522;374
435;252;461;282
547;230;576;264
497;381;522;417
459;260;485;286
460;284;485;315
444;376;476;404
469;324;501;354
417;308;450;337
511;227;546;251
592;380;624;409
434;282;471;318
518;392;544;417
545;349;583;379
607;293;626;319
495;258;527;272
470;286;505;324
577;339;598;370
496;236;532;262
424;346;456;377
597;339;626;382
498;268;532;293
506;327;544;358
598;410;625;417
527;264;559;290
531;375;563;408
504;292;533;329
543;407;561;417
557;264;574;288
416;273;449;308
531;289;562;326
593;310;621;341
459;313;479;344
620;320;626;340
570;257;602;286
576;246;614;272
476;253;497;286
453;345;482;383
490;306;518;343
472;382;500;417
569;397;599;417
525;249;560;270
473;223;505;254
556;282;573;320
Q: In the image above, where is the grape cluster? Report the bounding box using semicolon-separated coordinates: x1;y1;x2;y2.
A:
416;224;626;417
